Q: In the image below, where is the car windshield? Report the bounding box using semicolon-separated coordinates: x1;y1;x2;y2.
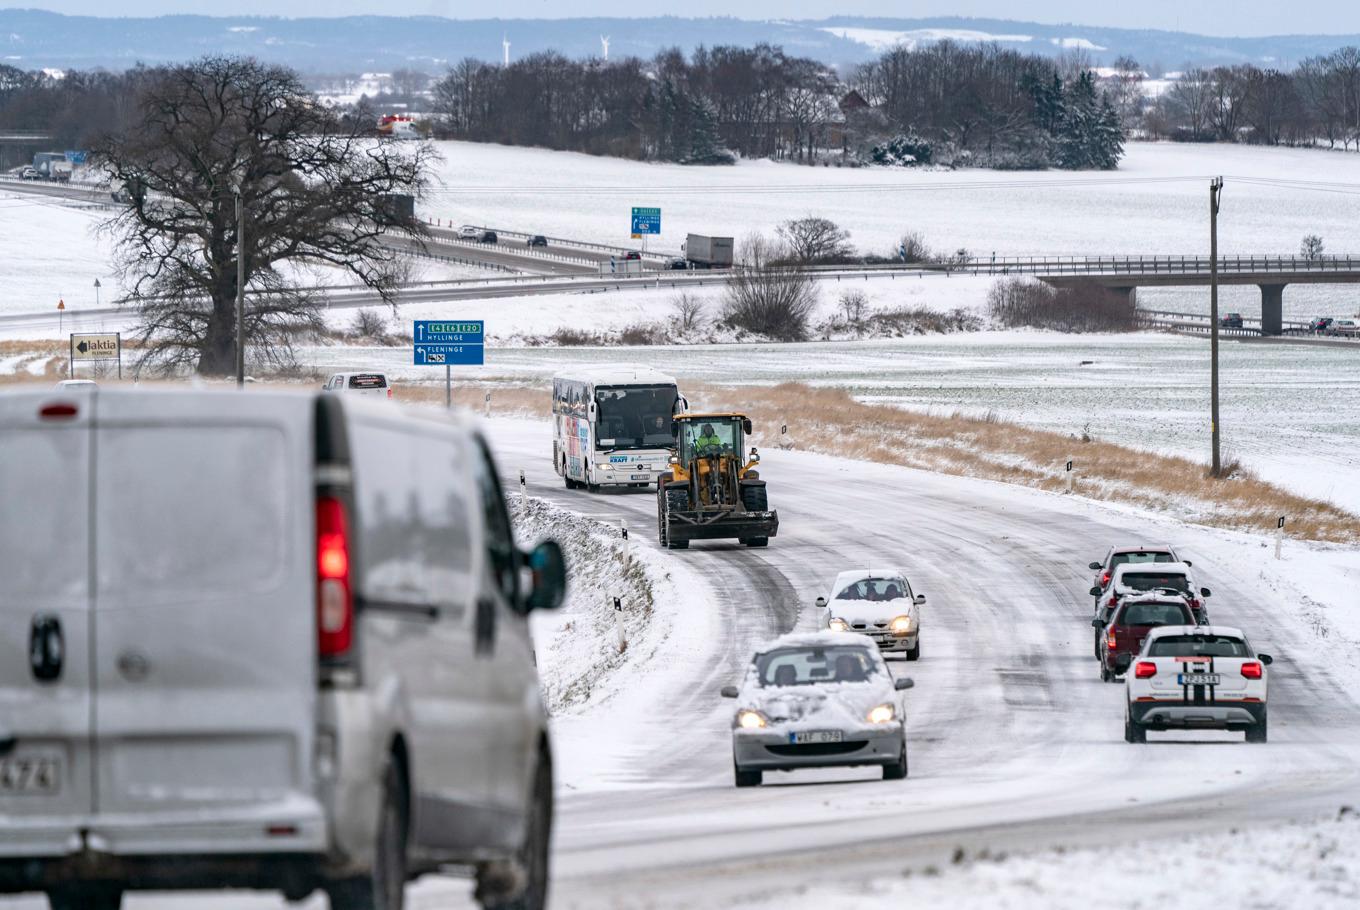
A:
595;385;678;450
835;577;909;601
1120;572;1189;593
682;418;738;457
1111;551;1174;568
755;646;879;686
1119;602;1191;626
1148;635;1250;657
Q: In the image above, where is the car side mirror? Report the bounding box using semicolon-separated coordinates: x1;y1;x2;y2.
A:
1200;587;1211;597
1088;562;1102;570
523;540;567;612
815;596;827;609
720;685;739;698
914;594;925;605
1088;586;1102;597
894;677;914;691
1183;560;1192;567
1091;618;1105;628
1258;654;1273;665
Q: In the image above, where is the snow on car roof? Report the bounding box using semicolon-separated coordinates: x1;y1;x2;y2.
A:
756;630;882;654
1112;561;1192;580
1109;544;1176;554
833;568;906;586
1145;624;1246;641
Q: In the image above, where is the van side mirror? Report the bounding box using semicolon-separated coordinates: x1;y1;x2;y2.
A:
815;596;827;609
894;677;914;690
914;594;926;605
1183;560;1192;566
524;540;567;612
720;685;739;698
1200;587;1211;597
1088;561;1102;570
1089;586;1102;597
1258;653;1273;665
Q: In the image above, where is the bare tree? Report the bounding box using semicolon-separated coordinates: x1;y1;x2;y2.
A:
670;292;707;333
721;234;819;341
94;56;432;374
1301;234;1325;260
776;216;853;263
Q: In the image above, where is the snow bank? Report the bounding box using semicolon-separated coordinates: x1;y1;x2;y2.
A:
512;493;722;792
730;809;1360;909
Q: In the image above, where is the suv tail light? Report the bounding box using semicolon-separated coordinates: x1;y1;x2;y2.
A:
1241;661;1263;680
1134;661;1157;679
1106;626;1118;650
386;387;393;399
316;496;353;658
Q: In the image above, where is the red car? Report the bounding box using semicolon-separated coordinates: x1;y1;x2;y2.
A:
1094;595;1197;682
623;251;643;261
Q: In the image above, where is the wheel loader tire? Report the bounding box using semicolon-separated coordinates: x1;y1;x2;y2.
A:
740;483;768;512
664;487;690;550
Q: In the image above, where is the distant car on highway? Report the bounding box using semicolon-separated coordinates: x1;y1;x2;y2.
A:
1328;318;1360;337
623;251;642;261
322;371;393;400
1089;544;1184;609
722;632;913;786
1094;594;1197;682
1093;561;1211;623
1124;626;1272;743
1220;312;1244;329
527;234;548;247
1310;317;1334;333
479;230;499;244
666;257;690;270
457;224;480;240
0;387;568;908
18;166;39;180
817;568;924;660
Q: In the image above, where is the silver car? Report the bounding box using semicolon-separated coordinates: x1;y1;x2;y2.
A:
721;632;913;787
0;388;566;910
816;568;924;660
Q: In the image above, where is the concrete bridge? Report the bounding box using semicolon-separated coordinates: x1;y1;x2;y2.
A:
946;255;1360;335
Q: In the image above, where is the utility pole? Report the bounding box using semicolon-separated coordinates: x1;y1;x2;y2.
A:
1209;176;1224;477
234;183;246;388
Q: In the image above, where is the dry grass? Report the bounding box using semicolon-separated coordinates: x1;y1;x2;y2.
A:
691;382;1360;544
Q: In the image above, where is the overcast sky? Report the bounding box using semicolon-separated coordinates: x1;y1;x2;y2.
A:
13;1;1360;37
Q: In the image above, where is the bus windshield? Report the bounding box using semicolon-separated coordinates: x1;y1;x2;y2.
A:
595;385;677;450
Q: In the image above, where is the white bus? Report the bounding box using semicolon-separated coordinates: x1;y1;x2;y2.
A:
552;366;683;490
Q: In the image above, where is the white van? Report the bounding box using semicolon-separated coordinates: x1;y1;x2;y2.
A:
0;388;565;910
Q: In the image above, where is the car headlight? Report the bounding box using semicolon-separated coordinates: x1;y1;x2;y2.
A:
828;617;849;632
866;703;896;724
736;709;767;730
890;615;913;635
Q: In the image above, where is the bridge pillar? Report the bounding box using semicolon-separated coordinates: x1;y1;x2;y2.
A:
1259;284;1285;335
1112;286;1136;308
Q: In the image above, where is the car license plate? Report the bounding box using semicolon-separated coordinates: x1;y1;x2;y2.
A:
789;730;843;745
0;756;61;795
1178;673;1221;686
630;474;650;481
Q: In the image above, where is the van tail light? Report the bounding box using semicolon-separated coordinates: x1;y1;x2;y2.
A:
387;387;393;399
1134;661;1157;679
316;496;353;659
1241;662;1263;680
1107;627;1118;650
40;403;78;420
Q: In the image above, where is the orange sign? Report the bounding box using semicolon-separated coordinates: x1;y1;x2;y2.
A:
57;299;65;311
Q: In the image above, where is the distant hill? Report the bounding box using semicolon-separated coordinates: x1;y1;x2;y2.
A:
1;9;1356;73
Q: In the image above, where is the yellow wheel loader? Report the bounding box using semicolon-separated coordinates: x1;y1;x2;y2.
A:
656;413;778;549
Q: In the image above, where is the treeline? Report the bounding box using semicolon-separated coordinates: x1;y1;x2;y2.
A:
429;41;1124;169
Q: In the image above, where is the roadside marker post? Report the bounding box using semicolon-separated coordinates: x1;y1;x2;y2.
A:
620;520;630;567
484;391;491;417
1275;516;1285;560
613;596;627;653
1065;459;1074;494
519;469;527;504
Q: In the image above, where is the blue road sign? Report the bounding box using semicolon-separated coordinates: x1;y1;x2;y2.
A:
631;206;661;235
414;320;484;365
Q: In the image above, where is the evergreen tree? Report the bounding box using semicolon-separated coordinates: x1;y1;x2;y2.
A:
1092;94;1126;169
683;95;730;164
1057;71;1100;169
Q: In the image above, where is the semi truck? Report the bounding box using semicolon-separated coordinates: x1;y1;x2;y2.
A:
683;233;734;269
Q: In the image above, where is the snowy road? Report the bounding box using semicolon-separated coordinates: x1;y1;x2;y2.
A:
2;418;1357;909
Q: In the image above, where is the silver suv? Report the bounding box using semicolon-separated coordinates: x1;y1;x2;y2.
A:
0;388;565;910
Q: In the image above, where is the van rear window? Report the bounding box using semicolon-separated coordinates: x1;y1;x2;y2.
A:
349;374;388;389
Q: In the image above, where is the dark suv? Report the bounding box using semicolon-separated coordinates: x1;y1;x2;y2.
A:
527;234;548;247
478;230;499;244
1220;313;1244;329
1094;596;1196;681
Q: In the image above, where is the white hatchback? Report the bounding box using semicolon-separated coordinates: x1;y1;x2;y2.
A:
817;568;924;660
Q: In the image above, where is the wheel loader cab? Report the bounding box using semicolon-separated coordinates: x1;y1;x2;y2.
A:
670;415;757;489
659;413;777;549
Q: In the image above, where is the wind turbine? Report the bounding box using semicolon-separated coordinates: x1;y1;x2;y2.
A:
502;35;510;67
600;35;610;61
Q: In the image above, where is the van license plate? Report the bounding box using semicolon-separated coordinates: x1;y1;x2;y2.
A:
790;730;843;745
1178;673;1221;686
0;756;61;795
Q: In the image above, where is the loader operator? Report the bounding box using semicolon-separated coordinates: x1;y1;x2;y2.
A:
695;423;724;454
